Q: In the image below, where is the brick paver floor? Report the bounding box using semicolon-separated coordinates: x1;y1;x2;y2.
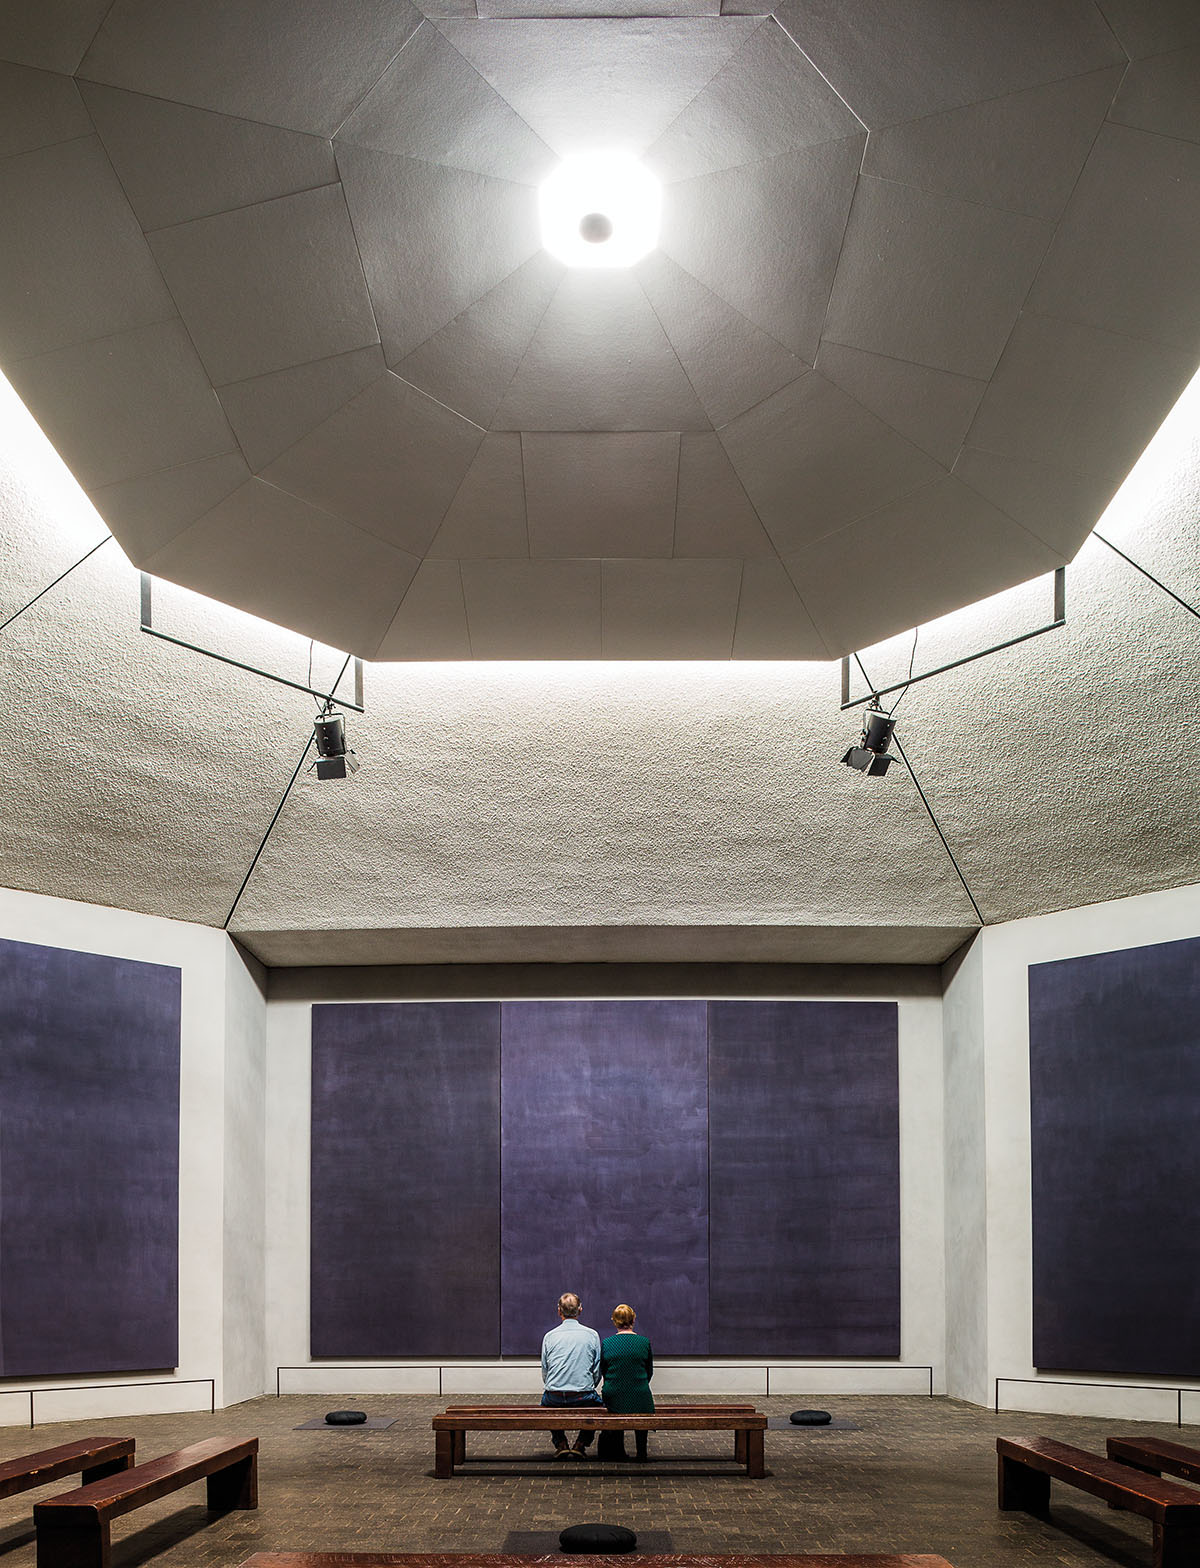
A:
0;1394;1189;1568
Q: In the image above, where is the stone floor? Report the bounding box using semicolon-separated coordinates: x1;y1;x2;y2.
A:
0;1394;1191;1568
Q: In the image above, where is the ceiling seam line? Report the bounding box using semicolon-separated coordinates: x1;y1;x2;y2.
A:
0;130;98;170
959;60;1132;452
864;58;1130;140
329;151;388;358
72;0;121;75
328;20;428;140
766;15;867;131
81;132;247;457
140;178;347;237
74;74;357;141
629;271;713;435
639;15;772;165
393;251;556;393
810;130;869;352
430;22;559;160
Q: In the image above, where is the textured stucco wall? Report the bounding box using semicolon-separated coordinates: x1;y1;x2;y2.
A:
941;935;989;1406
3;364;1200;960
222;941;269;1404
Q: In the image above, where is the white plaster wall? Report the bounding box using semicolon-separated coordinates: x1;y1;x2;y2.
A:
975;881;1200;1419
222;943;269;1404
0;885;229;1421
941;935;989;1407
264;991;946;1395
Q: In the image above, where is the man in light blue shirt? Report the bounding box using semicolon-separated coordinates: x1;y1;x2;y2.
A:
540;1291;603;1457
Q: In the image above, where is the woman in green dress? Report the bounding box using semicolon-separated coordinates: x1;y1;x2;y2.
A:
597;1303;654;1460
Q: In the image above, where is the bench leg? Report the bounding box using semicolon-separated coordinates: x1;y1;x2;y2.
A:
435;1431;456;1479
998;1455;1051;1516
454;1431;466;1465
1156;1518;1200;1568
80;1454;134;1485
735;1431;747;1464
207;1452;258;1512
37;1518;110;1568
744;1428;765;1479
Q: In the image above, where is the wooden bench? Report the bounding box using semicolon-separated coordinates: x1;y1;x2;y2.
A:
997;1436;1200;1568
432;1407;767;1478
0;1439;134;1502
34;1436;258;1568
440;1404;759;1466
1108;1435;1200;1488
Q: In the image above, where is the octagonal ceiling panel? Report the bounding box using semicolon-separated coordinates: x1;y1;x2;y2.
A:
77;0;423;135
772;0;1123;128
0;61;90;157
79;81;338;231
260;373;485;556
658;135;862;361
393;253;563;427
635;251;807;427
1;3;1198;661
644;17;862;182
491;271;710;431
338;24;556;183
426;433;528;558
337;140;542;362
436;18;762;154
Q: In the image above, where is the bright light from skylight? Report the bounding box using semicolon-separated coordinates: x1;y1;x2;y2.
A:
539;154;661;269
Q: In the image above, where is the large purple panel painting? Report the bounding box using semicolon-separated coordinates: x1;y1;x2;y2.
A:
708;1001;900;1356
500;1000;709;1356
1030;937;1200;1377
311;1002;501;1356
0;938;180;1376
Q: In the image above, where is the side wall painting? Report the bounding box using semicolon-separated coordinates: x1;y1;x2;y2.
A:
1029;935;1200;1378
311;1002;502;1356
0;938;181;1376
709;1000;901;1356
310;998;900;1358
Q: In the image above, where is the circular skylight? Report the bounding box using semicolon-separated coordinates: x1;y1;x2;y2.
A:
539;154;661;269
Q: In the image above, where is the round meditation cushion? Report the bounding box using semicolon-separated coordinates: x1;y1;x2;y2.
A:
558;1524;638;1553
790;1409;832;1425
325;1410;368;1425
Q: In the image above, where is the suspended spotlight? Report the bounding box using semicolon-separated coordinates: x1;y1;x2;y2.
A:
842;702;898;777
313;707;359;780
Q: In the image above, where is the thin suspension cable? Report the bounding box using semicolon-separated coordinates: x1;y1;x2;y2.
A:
224;731;315;931
224;654;352;930
892;734;984;926
1093;531;1200;622
855;652;984;927
888;626;920;716
0;536;112;635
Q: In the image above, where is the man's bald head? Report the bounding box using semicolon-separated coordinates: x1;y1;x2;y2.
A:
557;1292;581;1317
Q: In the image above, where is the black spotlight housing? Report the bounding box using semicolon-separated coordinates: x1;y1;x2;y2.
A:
313;709;359;779
842;703;898;776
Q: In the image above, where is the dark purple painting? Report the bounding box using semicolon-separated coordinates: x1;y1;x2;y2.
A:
1030;936;1200;1377
499;1000;709;1356
708;1001;900;1356
0;938;180;1376
311;1002;501;1356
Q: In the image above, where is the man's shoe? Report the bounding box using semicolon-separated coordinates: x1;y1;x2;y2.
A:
554;1445;573;1459
571;1440;590;1456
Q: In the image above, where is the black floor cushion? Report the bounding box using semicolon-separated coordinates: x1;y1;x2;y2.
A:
325;1410;368;1425
559;1524;638;1553
790;1409;832;1425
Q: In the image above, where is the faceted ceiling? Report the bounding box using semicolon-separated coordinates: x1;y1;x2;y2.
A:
1;0;1198;661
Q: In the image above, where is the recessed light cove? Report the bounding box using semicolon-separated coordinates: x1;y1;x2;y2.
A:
539;154;661;269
